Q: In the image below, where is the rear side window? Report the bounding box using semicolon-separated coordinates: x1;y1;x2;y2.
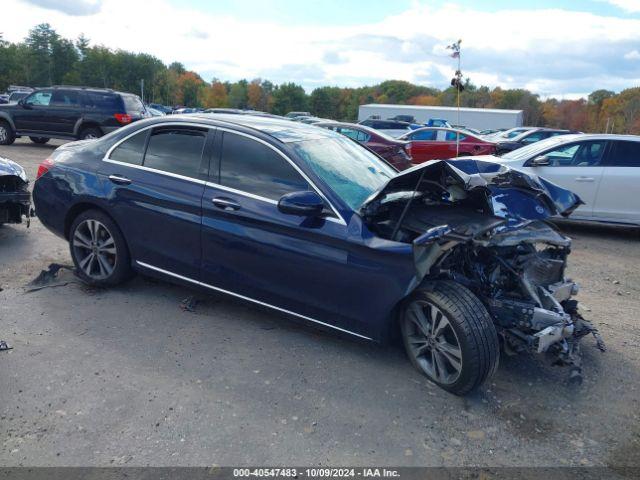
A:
109;130;148;165
143;127;206;178
220;132;309;201
608;141;640;167
51;90;80;106
411;130;436;141
122;95;145;115
84;92;122;111
445;131;467;141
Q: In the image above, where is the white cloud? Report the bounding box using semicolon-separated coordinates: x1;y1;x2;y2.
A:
605;0;640;13
6;1;640;97
624;49;640;59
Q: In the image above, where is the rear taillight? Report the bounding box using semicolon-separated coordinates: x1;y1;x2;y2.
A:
36;158;55;180
114;113;132;124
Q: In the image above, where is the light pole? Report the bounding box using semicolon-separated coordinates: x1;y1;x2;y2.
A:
447;39;463;156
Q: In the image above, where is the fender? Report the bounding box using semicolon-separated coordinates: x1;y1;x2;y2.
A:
0;111;16;131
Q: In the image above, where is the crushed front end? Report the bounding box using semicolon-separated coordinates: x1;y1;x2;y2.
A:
361;159;605;384
0;156;32;225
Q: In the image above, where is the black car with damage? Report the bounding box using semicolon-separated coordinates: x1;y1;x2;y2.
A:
0;155;31;225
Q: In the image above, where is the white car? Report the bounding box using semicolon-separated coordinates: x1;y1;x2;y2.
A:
477;134;640;226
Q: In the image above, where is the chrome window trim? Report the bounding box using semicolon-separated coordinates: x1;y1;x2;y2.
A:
136;260;371;341
102;122;347;225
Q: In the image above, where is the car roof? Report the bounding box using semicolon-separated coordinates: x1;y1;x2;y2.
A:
182;113;340;143
535;133;640;143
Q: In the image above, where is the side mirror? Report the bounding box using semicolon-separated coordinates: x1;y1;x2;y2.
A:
20;100;31;109
532;155;550;166
278;191;325;217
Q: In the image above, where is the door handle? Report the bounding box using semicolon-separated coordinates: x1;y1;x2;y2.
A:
212;197;241;211
108;174;132;185
575;177;595;182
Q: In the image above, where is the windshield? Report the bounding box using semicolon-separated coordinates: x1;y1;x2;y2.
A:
290;136;396;210
501;136;569;161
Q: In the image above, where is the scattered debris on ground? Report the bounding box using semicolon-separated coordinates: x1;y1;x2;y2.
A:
0;340;12;351
180;295;199;312
25;263;77;293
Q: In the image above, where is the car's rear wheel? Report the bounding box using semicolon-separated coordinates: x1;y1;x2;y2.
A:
29;136;49;144
0;121;15;145
400;281;499;395
69;209;132;286
79;127;102;140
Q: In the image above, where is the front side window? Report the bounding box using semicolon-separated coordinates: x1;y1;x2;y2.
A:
144;127;206;178
220;132;309;200
109;130;148;165
533;141;606;167
25;91;52;106
291;136;395;210
608;141;640;167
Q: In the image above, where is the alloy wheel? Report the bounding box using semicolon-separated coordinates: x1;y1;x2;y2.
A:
72;219;117;280
405;300;463;385
0;126;7;143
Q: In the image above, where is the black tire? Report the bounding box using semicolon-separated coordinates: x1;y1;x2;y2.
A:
79;126;102;140
400;280;499;395
0;121;15;145
69;209;132;287
457;152;471;157
29;136;49;144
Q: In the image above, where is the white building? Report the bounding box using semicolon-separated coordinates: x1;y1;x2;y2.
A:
358;104;523;130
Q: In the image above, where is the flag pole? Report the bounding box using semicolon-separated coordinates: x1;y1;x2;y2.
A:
456;46;461;156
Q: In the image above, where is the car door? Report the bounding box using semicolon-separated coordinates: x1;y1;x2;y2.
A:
592;140;640;224
12;90;53;132
200;129;374;337
408;129;439;163
524;140;607;219
49;89;82;134
99;124;211;279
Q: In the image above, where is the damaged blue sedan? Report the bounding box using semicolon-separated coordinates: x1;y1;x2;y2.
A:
32;115;604;395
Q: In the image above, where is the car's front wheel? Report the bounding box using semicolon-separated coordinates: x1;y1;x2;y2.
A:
29;136;50;144
400;281;499;395
69;209;132;286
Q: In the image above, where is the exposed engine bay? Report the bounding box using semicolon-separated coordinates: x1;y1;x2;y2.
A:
361;159;606;384
0;156;31;225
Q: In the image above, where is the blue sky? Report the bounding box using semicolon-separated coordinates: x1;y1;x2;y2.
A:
171;0;640;23
10;0;640;98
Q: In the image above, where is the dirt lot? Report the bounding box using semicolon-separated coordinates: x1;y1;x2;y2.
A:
1;138;639;470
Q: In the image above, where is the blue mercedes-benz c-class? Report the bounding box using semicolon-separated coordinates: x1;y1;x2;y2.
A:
32;114;603;394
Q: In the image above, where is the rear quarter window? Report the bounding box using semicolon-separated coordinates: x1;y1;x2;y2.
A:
122;95;145;115
84;92;123;111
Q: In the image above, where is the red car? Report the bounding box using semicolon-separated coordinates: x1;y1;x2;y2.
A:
315;122;412;170
398;127;496;164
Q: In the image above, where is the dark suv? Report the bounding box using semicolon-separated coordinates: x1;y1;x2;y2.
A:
0;86;147;145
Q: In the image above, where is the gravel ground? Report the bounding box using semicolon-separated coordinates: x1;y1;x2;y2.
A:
0;138;639;470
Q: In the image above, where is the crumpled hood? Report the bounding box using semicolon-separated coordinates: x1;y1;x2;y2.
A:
0;156;28;182
361;159;583;223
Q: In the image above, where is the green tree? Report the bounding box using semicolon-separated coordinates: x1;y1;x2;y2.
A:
272;82;308;115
